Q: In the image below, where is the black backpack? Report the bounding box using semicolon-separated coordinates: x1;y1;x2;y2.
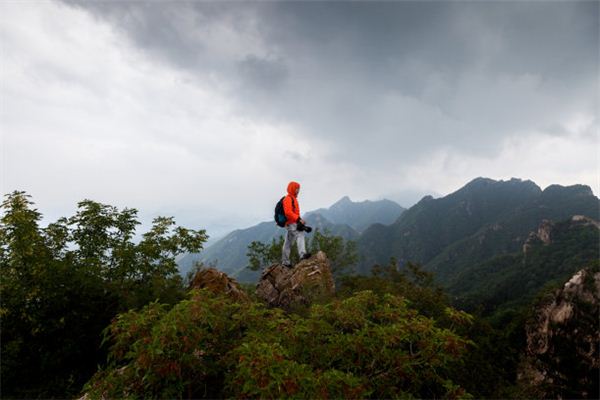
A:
274;196;296;227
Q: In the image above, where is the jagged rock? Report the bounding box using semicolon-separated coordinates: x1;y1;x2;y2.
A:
518;268;600;399
189;267;250;303
256;251;335;309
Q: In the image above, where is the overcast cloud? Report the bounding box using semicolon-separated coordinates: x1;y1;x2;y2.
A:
1;0;598;239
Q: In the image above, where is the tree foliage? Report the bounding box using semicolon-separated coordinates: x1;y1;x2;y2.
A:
337;259;522;398
84;289;472;399
449;219;600;318
0;191;207;397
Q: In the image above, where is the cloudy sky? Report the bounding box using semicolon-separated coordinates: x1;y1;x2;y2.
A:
1;0;598;240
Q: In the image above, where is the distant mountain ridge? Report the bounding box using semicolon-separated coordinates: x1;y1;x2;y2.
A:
357;177;599;286
358;177;542;269
306;196;406;232
178;197;406;279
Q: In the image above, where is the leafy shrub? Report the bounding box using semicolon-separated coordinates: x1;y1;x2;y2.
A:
85;289;471;399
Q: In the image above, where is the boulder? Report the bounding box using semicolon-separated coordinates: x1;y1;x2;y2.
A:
256;251;335;309
189;267;250;303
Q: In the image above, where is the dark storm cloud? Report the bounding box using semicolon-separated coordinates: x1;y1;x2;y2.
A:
63;0;599;165
237;54;289;93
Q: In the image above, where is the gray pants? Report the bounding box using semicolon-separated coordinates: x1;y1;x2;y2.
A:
281;223;306;265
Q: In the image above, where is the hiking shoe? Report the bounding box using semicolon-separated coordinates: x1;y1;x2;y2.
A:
300;253;312;260
282;263;293;269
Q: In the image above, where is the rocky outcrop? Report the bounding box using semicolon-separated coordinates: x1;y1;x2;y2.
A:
523;215;600;255
523;219;554;254
189;267;250;303
571;214;600;229
256;251;335;310
518;267;600;399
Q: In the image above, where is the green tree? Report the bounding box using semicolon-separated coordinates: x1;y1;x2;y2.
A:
308;228;358;274
246;236;288;271
338;258;449;321
246;229;358;274
0;191;208;398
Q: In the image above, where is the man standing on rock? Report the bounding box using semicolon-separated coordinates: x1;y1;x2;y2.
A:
282;181;311;268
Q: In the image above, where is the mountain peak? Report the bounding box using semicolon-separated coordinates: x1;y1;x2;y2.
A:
465;177;496;187
542;184;594;197
417;195;434;204
332;196;352;207
303;196;404;234
458;177;541;196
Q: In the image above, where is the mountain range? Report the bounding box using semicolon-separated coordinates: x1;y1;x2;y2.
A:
357;178;599;284
305;196;406;233
178;177;599;286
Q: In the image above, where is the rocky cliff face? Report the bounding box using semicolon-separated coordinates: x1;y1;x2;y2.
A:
518;267;600;399
256;251;335;310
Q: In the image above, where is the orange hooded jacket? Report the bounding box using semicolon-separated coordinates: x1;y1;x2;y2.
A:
283;181;301;226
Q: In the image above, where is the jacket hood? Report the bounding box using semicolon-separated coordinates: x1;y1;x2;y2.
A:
287;181;300;197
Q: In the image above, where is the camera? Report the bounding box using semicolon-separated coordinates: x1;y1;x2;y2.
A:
297;221;313;233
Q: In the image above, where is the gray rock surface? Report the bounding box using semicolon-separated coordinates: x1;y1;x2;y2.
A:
518;267;600;399
256;251;335;309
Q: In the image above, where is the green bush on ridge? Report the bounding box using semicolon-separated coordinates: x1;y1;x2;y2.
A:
85;289;472;399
